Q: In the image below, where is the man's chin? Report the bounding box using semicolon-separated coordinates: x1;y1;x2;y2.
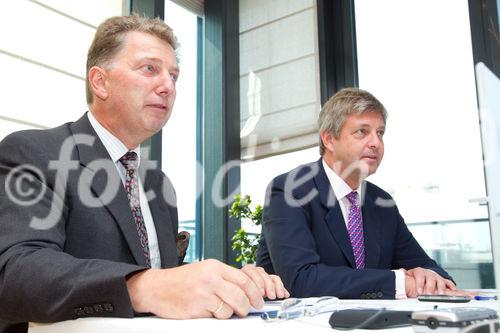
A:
145;116;170;133
359;160;379;176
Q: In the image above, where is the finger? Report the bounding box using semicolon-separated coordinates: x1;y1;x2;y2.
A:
259;269;277;299
412;269;426;295
464;290;478;297
405;275;418;298
215;279;251;317
241;265;269;297
211;299;234;320
443;289;460;296
423;272;437;294
444;289;474;297
435;276;446;294
270;275;289;299
199;293;227;319
444;279;457;290
221;266;264;309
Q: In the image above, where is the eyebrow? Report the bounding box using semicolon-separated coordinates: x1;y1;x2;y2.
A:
140;56;179;72
357;123;385;128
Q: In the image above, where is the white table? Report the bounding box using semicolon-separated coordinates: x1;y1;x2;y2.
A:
28;299;499;333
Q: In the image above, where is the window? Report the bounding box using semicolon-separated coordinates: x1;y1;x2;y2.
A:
162;1;201;262
239;0;321;160
355;0;491;287
239;0;321;228
0;1;123;140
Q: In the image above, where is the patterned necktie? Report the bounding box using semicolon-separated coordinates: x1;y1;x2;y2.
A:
346;191;365;269
119;151;151;268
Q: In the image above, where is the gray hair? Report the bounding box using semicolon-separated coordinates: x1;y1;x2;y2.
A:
318;88;388;155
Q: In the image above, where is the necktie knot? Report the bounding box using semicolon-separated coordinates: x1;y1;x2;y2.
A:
119;151;138;171
346;191;359;206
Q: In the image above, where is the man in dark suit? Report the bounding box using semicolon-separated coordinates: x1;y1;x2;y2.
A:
0;15;287;332
256;88;470;299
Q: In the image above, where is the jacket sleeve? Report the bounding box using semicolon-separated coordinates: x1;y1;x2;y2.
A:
0;133;143;323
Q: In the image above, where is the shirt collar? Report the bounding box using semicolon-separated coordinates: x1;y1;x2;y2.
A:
87;111;141;165
321;158;361;201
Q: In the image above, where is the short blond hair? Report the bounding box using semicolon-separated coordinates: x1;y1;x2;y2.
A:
86;14;178;104
318;88;387;155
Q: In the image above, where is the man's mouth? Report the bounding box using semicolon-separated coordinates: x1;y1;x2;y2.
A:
146;103;168;110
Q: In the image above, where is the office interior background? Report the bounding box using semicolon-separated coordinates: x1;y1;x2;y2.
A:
0;0;499;289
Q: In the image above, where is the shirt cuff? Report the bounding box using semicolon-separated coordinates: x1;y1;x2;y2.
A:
393;269;407;299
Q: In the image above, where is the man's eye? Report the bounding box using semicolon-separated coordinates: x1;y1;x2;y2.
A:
142;64;155;73
171;73;179;82
377;130;385;137
355;129;366;135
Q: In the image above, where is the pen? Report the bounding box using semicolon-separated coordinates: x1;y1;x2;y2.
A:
474;295;498;301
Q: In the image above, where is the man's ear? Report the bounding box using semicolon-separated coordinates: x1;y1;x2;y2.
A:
88;66;108;101
320;130;335;152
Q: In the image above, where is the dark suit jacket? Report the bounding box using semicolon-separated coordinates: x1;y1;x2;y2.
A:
256;158;452;299
0;114;179;331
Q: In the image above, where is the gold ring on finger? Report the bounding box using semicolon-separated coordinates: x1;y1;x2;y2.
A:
213;301;224;315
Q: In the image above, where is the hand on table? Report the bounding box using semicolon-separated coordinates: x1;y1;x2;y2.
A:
127;259;288;320
241;264;289;300
403;267;473;298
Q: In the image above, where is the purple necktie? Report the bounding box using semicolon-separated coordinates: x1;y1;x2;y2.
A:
119;152;151;268
346;191;365;269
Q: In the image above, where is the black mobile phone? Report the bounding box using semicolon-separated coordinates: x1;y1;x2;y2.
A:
417;295;471;303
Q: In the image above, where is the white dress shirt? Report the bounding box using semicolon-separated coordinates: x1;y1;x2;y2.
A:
321;158;406;299
87;112;161;268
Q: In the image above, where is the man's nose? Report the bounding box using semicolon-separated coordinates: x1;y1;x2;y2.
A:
156;72;175;96
368;132;382;148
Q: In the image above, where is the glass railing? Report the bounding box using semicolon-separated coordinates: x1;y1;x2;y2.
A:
407;219;494;289
182;217;494;289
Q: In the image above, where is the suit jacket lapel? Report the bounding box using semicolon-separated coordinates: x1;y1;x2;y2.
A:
70;114;148;267
360;187;381;268
324;205;356;268
314;159;356;268
142;163;178;268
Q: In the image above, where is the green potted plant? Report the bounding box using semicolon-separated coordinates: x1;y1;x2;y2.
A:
229;194;262;265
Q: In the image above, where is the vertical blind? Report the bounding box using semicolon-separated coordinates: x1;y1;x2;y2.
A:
239;0;321;160
170;0;204;17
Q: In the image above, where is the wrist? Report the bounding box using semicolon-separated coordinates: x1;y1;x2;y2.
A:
127;269;154;313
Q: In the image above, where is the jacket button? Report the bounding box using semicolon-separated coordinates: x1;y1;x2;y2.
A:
94;304;104;313
370;292;377;299
74;308;85;317
104;303;114;313
377;291;383;298
84;306;94;315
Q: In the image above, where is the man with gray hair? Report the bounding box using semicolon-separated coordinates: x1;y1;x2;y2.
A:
0;14;287;333
256;88;470;299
